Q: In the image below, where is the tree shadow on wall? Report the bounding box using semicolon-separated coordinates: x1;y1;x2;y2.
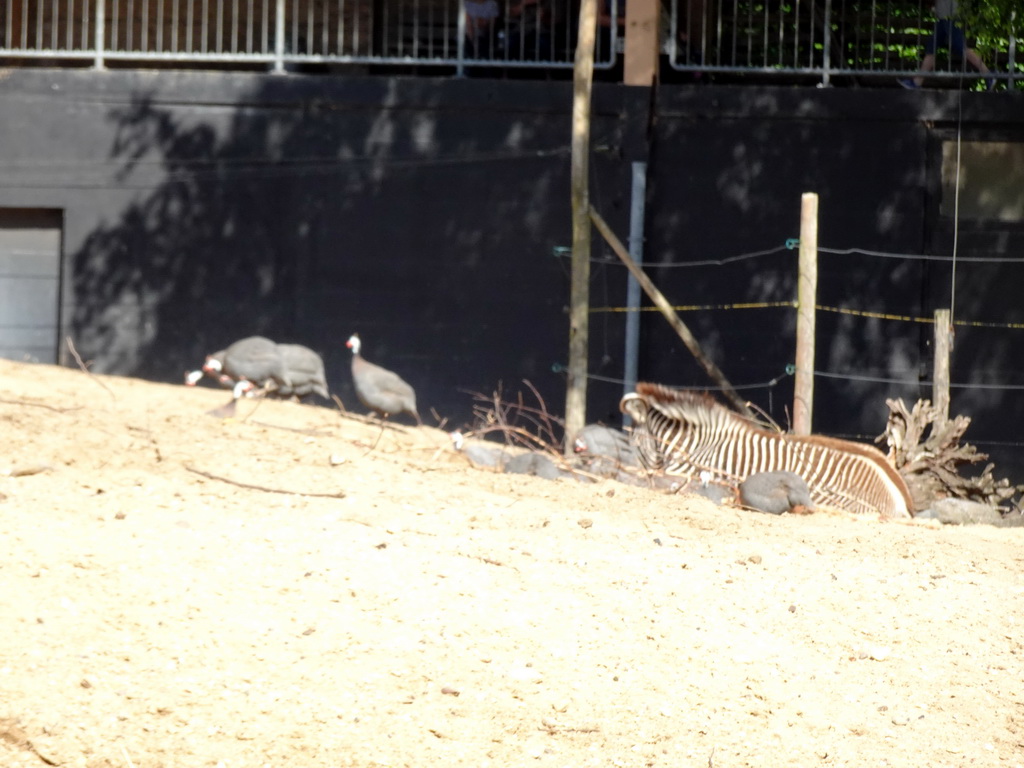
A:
67;77;582;423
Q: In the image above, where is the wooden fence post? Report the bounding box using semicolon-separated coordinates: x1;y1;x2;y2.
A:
624;0;659;86
793;192;818;436
565;0;598;457
933;309;952;424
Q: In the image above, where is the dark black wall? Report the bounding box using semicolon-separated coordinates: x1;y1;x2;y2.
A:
1;69;1022;482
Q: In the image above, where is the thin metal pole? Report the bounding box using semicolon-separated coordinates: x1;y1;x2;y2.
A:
591;207;753;419
622;161;646;425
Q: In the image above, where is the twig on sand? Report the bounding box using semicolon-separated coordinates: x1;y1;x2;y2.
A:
120;744;137;768
66;336;115;398
455;551;517;571
184;464;346;498
249;420;334;437
0;397;80;414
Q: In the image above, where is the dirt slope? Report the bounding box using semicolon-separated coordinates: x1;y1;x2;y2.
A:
0;359;1022;768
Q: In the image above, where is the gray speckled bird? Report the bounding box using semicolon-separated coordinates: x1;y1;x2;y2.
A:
345;333;421;425
275;344;330;400
739;471;815;515
190;335;290;399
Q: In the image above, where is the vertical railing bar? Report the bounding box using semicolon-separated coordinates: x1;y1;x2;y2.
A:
342;0;350;55
305;0;312;55
786;0;794;68
808;0;815;69
261;0;268;54
869;0;876;73
216;0;223;54
396;0;403;57
667;0;676;66
171;0;178;52
157;0;164;52
50;0;57;49
289;0;295;57
18;0;26;47
761;0;767;66
353;0;360;56
1007;35;1016;88
675;0;683;66
273;0;284;71
881;0;889;71
740;0;747;67
83;0;90;53
456;0;465;74
93;0;104;67
822;0;831;85
201;0;208;54
337;0;344;55
778;0;783;67
141;0;148;51
320;0;327;55
442;0;449;60
246;0;253;53
411;0;417;58
724;0;732;67
186;0;193;52
67;0;73;49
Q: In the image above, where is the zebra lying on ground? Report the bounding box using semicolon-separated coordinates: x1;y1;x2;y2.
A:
620;382;914;519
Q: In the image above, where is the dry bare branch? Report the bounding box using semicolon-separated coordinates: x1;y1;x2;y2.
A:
881;397;1023;512
0;397;80;413
184;464;346;498
66;336;115;398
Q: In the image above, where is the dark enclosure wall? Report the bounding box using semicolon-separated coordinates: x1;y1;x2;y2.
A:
1;69;1022;484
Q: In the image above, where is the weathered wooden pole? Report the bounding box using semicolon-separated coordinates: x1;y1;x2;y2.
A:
933;308;952;425
793;192;818;436
565;0;598;457
590;207;754;419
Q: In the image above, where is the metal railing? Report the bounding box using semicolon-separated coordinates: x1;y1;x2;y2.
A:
666;0;1018;87
0;0;615;72
0;0;1016;86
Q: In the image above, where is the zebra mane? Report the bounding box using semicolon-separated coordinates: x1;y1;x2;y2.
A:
632;382;770;431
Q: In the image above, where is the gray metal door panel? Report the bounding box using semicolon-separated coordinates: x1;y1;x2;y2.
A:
0;210;62;364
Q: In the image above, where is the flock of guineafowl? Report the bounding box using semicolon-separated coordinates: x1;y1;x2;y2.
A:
185;333;419;422
184;334;814;516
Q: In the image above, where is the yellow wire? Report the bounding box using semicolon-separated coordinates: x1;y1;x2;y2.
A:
591;302;1024;330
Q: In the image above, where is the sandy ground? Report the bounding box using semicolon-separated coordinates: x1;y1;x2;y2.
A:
1;358;1023;768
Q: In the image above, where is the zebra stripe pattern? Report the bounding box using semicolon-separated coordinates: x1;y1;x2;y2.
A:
620;383;914;518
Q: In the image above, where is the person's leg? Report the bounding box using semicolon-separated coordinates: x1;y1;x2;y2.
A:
913;53;936;86
949;23;995;87
964;48;990;74
906;22;942;87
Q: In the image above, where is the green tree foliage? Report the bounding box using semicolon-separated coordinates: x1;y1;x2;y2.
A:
959;0;1022;39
